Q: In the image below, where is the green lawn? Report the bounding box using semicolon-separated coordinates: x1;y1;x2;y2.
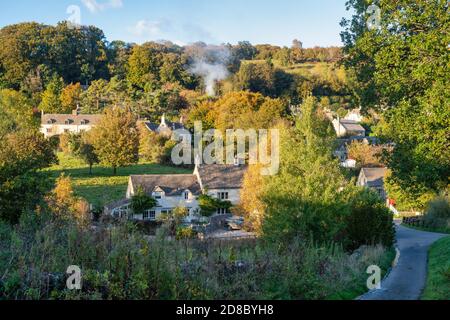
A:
422;236;450;300
45;153;191;208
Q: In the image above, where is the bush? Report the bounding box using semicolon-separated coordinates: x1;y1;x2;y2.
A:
423;197;450;229
0;211;394;300
345;190;395;251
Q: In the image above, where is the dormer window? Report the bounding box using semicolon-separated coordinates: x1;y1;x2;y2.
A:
81;120;89;125
65;119;73;125
153;192;163;199
184;191;190;200
47;119;56;124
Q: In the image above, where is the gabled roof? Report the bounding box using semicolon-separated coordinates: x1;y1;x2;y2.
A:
130;174;202;196
197;164;248;190
41;114;102;126
339;119;366;132
104;198;131;211
361;167;387;188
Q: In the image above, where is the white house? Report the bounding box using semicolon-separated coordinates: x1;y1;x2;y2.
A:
144;114;190;140
357;167;388;200
332;118;366;138
105;162;248;222
40;108;101;138
344;108;364;123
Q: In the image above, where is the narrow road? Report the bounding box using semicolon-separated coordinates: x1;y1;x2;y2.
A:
360;222;447;300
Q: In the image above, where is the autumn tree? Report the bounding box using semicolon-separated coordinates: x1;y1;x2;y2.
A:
89;107;139;175
347;140;385;168
211;91;286;132
47;174;91;224
60;83;82;113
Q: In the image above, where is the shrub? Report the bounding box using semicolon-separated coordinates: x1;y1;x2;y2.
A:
345;189;395;251
131;187;157;215
423;197;450;229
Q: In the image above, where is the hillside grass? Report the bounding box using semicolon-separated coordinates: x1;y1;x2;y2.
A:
44;153;191;207
422;236;450;300
327;246;396;300
403;224;450;235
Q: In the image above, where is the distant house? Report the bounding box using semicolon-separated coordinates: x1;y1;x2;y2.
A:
332;118;366;138
194;162;247;211
357;167;388;200
144;114;190;140
344;108;364;123
40;108;101;138
341;159;356;168
105;161;248;222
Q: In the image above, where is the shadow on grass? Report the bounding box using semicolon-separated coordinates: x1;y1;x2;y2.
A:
48;163;192;179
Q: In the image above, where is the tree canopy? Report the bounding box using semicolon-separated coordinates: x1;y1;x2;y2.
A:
341;0;450;207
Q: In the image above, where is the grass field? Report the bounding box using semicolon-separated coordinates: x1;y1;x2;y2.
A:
422;236;450;300
45;153;191;208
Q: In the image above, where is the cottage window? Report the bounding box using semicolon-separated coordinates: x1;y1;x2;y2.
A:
218;192;229;200
154;192;163;199
46;128;52;133
184;192;190;200
143;210;156;221
217;208;229;215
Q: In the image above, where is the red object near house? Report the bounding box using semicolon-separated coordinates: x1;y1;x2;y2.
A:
389;199;396;206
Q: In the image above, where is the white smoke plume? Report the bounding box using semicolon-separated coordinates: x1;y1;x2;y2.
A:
187;44;231;96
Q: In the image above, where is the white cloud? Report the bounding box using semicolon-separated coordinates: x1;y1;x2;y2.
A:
128;19;217;45
128;20;167;37
81;0;123;13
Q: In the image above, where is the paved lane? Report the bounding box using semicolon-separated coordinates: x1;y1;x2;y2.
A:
360;223;447;300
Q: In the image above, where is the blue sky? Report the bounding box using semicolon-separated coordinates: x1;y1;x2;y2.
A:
0;0;352;47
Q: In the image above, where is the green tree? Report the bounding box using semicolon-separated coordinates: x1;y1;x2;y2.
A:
39;75;64;114
0;89;37;138
89;107;139;175
0;130;57;223
81;79;109;114
341;0;450;203
131;187;157;215
261;97;350;244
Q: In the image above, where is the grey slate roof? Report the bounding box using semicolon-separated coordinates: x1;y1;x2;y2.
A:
361;167;387;188
197;164;248;190
104;198;130;211
130;174;202;196
42;114;102;126
340;119;366;133
145;121;185;133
